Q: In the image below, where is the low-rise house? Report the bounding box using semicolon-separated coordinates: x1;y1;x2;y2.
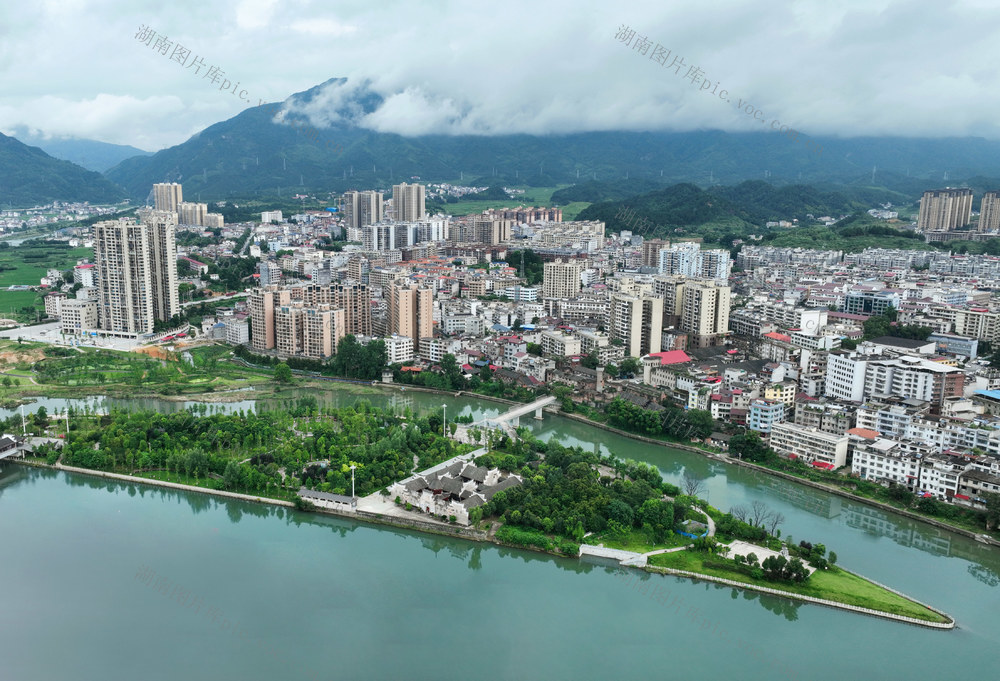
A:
389;460;522;525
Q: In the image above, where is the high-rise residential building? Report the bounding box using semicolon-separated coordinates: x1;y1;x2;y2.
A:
142;209;180;325
273;302;346;359
92;210;178;336
610;292;663;357
153;183;183;213
653;274;687;327
388;281;434;340
641;239;670;268
301;283;373;336
342;190;384;230
473;217;512;245
261;210;283;223
250;287;290;351
258;261;281;287
392;183;426;222
658;242;700;276
250;287;349;358
658;243;730;280
542;258;583;299
679;280;731;348
979;191;1000;232
918;188;973;231
698;249;731;280
177;202;208;226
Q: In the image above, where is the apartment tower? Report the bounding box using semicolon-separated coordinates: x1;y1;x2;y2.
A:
542;258;583;299
610;292;663;358
979;191;1000;233
388;281;434;340
342;190;384;231
92;210;178;335
680;280;731;348
153;182;183;213
392;183;426;222
918;188;973;231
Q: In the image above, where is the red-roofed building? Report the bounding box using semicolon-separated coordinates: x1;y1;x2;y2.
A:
643;350;691;366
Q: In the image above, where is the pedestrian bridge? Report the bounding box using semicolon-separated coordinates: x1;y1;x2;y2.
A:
457;395;558;443
482;395;557;427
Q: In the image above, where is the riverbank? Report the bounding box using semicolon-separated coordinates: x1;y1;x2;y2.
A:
640;562;954;629
10;455;957;628
559;411;999;549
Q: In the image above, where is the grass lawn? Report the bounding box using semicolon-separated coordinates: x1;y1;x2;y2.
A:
648;550;949;623
590;527;690;553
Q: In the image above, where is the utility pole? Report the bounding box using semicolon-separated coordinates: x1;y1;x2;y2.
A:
350;464;356;499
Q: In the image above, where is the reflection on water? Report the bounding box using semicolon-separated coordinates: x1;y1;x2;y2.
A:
8;382;1000;590
759;476;844;520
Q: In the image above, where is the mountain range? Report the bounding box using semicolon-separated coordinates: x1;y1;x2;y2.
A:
8;128;151;172
0;132;127;207
7;77;1000;208
101;79;1000;202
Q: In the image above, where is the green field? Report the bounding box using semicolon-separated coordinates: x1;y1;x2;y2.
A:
0;243;92;287
0;290;43;319
435;185;577;217
0;242;94;321
648;550;948;623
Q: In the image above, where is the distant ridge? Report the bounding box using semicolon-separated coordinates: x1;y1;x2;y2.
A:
103;78;1000;201
0;132;127;207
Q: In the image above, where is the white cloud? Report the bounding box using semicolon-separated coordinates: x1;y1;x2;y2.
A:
287;18;357;36
1;0;999;150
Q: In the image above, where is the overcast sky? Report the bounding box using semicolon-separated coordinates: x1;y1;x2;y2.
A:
1;0;997;151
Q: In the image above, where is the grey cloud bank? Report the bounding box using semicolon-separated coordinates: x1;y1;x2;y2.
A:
0;0;998;150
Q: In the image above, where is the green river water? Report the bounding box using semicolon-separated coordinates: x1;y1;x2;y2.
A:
1;386;997;680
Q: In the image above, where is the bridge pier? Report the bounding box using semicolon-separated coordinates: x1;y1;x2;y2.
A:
534;407;543;420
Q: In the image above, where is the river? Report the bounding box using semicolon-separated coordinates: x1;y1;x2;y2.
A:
1;386;998;680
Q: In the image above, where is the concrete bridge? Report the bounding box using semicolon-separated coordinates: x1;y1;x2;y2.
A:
486;395;558;427
452;396;559;445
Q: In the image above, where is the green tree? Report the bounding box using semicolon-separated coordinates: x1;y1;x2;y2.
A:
685;409;715;439
620;357;642;376
274;363;293;384
983;492;1000;530
729;431;771;462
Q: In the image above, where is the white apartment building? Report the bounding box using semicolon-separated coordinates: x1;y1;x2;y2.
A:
824;352;869;402
770;422;850;469
59;299;98;336
542;259;583;299
540;330;582;357
385;335;415;364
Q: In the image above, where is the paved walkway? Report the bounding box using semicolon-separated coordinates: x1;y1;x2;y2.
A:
725;540;815;575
